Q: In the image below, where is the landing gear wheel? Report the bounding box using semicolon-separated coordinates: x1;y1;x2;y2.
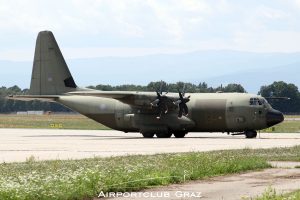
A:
142;132;154;138
156;132;172;138
173;131;187;138
244;131;257;138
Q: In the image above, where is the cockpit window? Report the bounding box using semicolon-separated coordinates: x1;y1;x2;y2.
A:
260;99;267;105
249;98;263;106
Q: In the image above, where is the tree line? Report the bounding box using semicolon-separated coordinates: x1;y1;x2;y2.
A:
0;81;299;113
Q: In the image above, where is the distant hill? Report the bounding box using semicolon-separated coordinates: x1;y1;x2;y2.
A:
1;50;300;93
203;62;300;93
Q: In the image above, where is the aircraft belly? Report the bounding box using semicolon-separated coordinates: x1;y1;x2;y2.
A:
192;99;227;131
85;113;117;129
131;114;195;131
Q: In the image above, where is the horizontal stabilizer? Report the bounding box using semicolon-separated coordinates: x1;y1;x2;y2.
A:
7;95;60;102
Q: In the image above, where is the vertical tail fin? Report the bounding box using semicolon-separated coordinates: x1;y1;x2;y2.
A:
29;31;77;95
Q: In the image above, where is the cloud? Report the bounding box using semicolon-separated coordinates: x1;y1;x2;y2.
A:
0;0;300;61
181;0;212;13
295;0;300;7
256;5;289;20
0;0;214;42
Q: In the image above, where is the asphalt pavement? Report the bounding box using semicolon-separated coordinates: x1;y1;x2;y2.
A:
0;129;300;163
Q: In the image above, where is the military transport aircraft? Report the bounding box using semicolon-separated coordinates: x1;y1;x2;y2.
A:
10;31;284;138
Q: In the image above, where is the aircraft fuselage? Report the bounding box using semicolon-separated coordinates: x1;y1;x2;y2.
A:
57;92;283;134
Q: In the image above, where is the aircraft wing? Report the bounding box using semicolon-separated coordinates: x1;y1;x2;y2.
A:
68;91;178;108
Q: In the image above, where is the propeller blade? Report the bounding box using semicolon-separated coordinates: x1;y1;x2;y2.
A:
176;85;190;117
179;91;183;99
183;98;190;104
164;104;168;114
182;103;189;116
156;91;161;97
178;105;183;118
152;81;170;119
173;99;181;105
159;80;163;95
182;84;186;96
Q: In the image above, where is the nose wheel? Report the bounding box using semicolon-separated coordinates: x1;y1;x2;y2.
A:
244;130;257;138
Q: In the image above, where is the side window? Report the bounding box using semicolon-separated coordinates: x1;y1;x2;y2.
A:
249;98;256;105
258;99;262;105
250;98;254;105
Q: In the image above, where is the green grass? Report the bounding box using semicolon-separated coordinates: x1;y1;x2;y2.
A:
284;115;300;118
0;114;109;130
282;190;300;200
260;118;300;133
0;150;270;200
2;146;300;200
261;120;300;133
251;187;300;200
231;146;300;162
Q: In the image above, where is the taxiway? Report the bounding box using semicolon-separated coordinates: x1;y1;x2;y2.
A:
1;129;300;163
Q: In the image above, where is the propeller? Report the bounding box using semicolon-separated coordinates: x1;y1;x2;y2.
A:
150;81;168;119
174;84;190;118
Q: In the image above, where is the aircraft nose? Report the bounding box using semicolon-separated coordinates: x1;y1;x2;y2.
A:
266;109;284;127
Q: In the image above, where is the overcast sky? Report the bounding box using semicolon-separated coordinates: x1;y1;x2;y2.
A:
0;0;300;61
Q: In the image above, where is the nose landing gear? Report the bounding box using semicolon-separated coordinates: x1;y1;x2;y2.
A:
244;130;257;138
231;130;258;138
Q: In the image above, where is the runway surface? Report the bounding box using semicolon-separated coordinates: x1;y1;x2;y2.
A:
1;129;300;163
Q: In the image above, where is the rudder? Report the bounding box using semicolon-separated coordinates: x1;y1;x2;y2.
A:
29;31;77;95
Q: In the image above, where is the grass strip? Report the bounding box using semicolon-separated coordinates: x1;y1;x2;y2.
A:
0;114;108;130
235;145;300;162
251;187;300;200
0;114;300;132
0;150;269;200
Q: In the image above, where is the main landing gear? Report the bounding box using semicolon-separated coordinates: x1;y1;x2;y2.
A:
141;132;155;138
142;131;258;138
141;131;187;138
173;131;187;138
